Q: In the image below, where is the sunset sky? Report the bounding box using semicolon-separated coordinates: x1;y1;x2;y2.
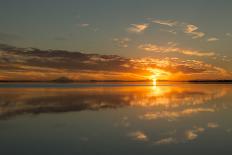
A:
0;0;232;81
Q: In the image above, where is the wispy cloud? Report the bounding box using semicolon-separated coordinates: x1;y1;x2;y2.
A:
128;131;148;141
153;19;178;27
154;137;176;145
207;37;219;42
78;23;90;27
154;126;205;145
207;122;219;128
184;24;198;33
152;19;205;39
226;33;232;37
183;24;205;39
138;43;215;57
185;127;205;141
113;37;131;48
77;22;99;32
139;108;215;121
127;23;149;33
160;29;177;35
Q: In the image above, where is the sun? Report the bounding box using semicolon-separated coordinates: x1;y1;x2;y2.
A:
152;77;157;86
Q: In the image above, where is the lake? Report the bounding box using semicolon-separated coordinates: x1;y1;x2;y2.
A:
0;83;232;155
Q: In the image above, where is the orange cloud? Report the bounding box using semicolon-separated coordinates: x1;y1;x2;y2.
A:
128;131;148;141
138;43;214;57
127;23;149;33
185;127;205;141
183;24;205;39
0;43;231;81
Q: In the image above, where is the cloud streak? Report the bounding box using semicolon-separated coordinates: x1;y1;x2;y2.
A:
185;127;205;141
153;19;205;39
113;37;131;48
139;108;215;121
183;24;205;39
128;131;148;141
155;137;176;145
153;19;178;27
78;23;90;27
207;122;219;128
127;23;149;33
207;37;219;42
138;43;215;57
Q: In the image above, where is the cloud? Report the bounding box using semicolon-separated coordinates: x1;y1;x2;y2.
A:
160;29;177;35
77;23;99;32
0;44;144;81
78;23;89;27
152;19;205;39
113;37;131;48
153;19;178;27
184;24;198;32
0;44;231;81
154;137;176;145
139;108;215;121
138;43;215;57
127;23;149;33
226;33;232;37
114;116;130;127
183;24;205;39
185;130;198;140
207;37;219;42
207;122;219;128
153;124;222;145
129;57;229;79
0;79;229;119
128;131;148;141
185;127;205;141
154;126;207;145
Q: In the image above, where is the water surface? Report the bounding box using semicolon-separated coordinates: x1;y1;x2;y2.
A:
0;83;232;155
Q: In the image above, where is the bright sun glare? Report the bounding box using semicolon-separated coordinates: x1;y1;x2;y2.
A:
152;77;157;86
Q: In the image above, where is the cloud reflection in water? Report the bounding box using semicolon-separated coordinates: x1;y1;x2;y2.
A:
0;84;231;120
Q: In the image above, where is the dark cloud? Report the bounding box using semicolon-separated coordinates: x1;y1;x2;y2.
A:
0;43;24;52
0;44;133;72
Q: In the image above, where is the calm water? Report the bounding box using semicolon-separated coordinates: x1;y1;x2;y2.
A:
0;83;232;155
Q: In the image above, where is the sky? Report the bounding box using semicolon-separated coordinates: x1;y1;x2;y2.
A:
0;0;232;81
